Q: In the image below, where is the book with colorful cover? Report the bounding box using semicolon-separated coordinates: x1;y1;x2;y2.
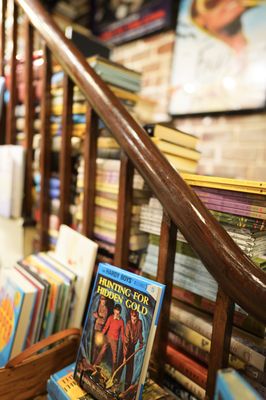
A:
0;268;36;366
214;368;263;400
74;262;165;400
48;362;176;400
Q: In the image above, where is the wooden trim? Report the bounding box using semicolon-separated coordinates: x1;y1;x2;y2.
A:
6;0;17;144
23;19;34;218
151;212;177;379
39;43;51;250
82;105;98;238
114;152;134;268
0;0;7;75
206;287;234;400
59;74;73;225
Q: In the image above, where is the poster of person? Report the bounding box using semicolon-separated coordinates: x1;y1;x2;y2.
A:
169;0;266;115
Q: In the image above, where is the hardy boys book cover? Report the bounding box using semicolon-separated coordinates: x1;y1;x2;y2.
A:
74;263;165;400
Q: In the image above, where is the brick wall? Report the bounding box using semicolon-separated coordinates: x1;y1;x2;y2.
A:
112;32;266;182
175;114;266;181
111;31;175;122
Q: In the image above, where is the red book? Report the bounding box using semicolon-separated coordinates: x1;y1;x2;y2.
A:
166;345;207;389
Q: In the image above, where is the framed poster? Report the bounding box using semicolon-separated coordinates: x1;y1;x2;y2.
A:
169;0;266;115
91;0;177;45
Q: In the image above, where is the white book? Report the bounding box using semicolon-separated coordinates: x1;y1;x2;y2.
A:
10;146;25;218
0;147;13;217
0;145;25;218
51;224;98;328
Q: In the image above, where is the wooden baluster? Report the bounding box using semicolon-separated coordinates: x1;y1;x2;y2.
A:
151;211;177;379
23;19;34;219
82;105;98;238
0;0;7;144
114;152;134;268
39;44;51;250
0;0;6;75
206;287;234;400
59;74;73;226
6;0;18;144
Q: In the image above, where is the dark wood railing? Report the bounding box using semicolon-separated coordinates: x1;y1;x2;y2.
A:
1;0;265;398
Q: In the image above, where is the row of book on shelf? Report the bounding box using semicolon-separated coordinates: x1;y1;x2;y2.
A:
1;50;265;399
47;363;262;400
1;221;263;400
138;170;266;399
1;129;265;398
0;223;168;399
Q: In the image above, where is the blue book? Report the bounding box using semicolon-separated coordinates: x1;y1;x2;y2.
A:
214;368;263;400
74;262;165;400
47;363;93;400
0;268;37;366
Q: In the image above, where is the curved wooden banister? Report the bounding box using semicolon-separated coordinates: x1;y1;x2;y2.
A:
16;0;266;324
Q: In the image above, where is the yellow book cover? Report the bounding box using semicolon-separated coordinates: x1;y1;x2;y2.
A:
153;124;199;150
182;174;266;195
152;137;200;161
165;153;198;174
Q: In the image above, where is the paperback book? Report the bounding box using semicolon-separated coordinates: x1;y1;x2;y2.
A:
74;262;165;400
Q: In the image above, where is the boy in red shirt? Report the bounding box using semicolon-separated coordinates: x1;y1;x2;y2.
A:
94;303;125;374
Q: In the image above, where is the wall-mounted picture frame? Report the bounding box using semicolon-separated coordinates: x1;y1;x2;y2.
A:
91;0;178;45
169;0;266;115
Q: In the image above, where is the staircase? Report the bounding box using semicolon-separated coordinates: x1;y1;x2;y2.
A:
0;1;265;398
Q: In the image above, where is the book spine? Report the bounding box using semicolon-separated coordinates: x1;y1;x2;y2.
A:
169;323;245;370
172;286;265;338
215;369;263;400
163;373;198;400
166;345;207;389
171;305;265;372
165;363;206;400
168;330;210;365
47;378;66;400
200;199;266;220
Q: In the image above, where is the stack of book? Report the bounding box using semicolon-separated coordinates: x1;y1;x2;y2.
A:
0;225;98;367
75;157;150;267
145;123;201;174
34;56;149;249
139;175;266;399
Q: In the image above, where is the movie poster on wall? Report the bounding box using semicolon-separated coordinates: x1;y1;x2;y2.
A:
169;0;266;115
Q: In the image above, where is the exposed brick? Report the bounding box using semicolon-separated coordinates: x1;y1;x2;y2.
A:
221;146;259;161
246;166;266;181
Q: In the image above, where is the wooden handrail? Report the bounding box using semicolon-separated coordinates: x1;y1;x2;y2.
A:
15;0;266;323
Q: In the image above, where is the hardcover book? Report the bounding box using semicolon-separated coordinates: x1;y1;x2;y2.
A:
48;362;175;400
214;368;262;400
74;262;165;400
